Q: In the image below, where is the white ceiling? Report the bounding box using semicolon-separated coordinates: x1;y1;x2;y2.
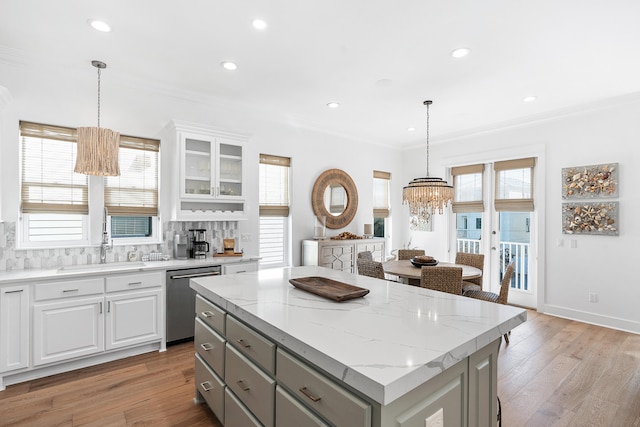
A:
2;0;640;148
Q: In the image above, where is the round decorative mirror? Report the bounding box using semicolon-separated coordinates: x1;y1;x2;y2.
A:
311;169;358;229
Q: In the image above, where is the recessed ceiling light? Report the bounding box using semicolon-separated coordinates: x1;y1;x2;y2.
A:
450;47;471;58
88;19;111;32
523;96;537;102
407;127;416;132
221;61;238;71
327;102;340;109
252;19;267;30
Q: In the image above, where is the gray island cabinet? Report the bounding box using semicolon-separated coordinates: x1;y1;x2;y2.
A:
190;266;526;427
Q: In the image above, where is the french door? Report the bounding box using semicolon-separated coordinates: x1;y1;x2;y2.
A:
453;158;537;308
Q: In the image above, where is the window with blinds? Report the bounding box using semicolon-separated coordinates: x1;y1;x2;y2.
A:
20;121;88;214
104;135;159;239
259;154;291;267
494;157;536;211
19;121;161;246
20;122;89;244
452;164;484;213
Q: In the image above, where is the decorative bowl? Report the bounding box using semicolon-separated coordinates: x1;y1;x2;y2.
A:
410;257;439;267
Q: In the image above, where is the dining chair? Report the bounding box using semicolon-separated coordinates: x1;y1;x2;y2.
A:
419;266;463;295
455;252;484;294
464;262;515;344
397;249;425;260
357;251;373;260
356;258;386;280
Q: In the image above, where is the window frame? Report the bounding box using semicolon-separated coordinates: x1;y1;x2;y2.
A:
18;121;161;249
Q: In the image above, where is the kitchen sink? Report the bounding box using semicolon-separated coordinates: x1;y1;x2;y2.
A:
57;261;147;273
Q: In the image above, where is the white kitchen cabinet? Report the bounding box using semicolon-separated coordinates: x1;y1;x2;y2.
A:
222;261;258;275
105;288;162;350
33;295;105;366
0;285;30;373
163;121;249;221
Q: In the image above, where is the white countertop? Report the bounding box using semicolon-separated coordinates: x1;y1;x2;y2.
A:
190;265;527;406
0;256;260;284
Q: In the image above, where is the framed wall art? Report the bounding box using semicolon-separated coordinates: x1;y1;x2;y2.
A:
562;202;618;235
561;163;618;199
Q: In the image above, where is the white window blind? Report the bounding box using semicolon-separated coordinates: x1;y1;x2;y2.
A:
104;136;159;216
494;157;536;212
373;170;390;218
452;164;484;213
20;121;88;214
259;154;290;216
259;217;286;265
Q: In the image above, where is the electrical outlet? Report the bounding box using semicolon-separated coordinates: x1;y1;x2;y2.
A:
571;239;578;249
425;408;444;427
241;233;252;242
589;293;598;303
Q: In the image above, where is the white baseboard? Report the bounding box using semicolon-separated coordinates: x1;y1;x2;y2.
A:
541;304;640;334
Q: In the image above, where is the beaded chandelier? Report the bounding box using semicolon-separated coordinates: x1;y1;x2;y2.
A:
402;100;454;227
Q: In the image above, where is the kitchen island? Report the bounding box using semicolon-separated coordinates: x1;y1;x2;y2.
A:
190;266;526;427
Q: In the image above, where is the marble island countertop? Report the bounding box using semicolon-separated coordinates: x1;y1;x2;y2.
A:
191;265;527;406
0;255;260;284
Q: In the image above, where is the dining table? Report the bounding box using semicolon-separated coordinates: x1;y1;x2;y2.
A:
382;259;482;286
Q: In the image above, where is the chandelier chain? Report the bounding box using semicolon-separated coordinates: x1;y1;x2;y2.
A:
97;67;101;128
425;100;430;176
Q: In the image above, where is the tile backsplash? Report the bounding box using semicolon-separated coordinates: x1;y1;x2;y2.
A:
0;221;238;271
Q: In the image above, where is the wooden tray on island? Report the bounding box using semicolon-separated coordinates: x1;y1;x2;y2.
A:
213;252;244;257
289;277;369;302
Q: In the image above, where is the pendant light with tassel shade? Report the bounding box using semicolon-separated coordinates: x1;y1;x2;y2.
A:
74;60;120;176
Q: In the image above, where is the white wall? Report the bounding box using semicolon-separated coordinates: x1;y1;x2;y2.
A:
0;60;404;265
402;95;640;333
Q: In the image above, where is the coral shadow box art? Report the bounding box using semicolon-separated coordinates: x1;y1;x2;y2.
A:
561;163;618;199
562;201;618;235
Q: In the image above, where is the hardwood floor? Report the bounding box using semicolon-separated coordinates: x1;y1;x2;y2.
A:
1;310;638;426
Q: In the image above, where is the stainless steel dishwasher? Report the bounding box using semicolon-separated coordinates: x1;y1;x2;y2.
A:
166;265;221;344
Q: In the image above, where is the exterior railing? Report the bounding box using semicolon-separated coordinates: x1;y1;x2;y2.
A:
457;239;530;292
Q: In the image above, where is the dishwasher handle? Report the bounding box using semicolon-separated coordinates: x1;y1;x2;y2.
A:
170;271;221;279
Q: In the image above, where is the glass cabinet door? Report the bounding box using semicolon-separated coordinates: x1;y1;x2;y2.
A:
183;137;213;197
217;142;243;198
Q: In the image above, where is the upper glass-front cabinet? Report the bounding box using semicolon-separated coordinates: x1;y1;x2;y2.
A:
181;133;244;200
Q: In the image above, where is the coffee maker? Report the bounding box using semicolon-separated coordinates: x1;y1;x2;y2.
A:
188;229;210;259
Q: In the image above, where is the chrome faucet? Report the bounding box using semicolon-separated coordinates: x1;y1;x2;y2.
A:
100;207;112;264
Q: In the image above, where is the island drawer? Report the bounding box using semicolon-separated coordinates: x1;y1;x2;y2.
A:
276;385;330;427
106;271;162;293
195;353;225;423
35;278;104;301
276;349;371;427
225;344;276;427
226;315;275;374
196;294;226;335
224;387;261;427
195;317;226;377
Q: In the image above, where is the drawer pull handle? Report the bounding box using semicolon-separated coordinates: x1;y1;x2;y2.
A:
236;339;251;348
200;381;213;392
300;387;322;402
5;289;24;294
200;343;214;351
201;311;215;318
128;281;143;286
236;380;250;392
62;289;79;293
